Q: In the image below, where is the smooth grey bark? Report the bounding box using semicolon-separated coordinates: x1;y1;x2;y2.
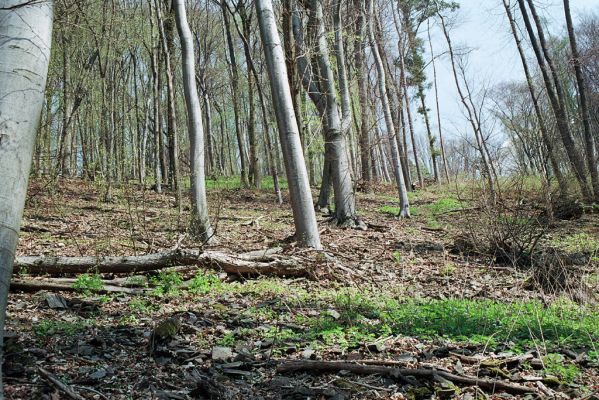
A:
255;0;321;249
0;0;53;395
296;0;360;226
367;0;410;217
173;0;213;242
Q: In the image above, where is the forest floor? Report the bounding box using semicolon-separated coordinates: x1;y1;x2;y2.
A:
4;177;599;399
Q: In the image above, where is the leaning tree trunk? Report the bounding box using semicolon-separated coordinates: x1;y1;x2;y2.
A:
367;0;410;217
0;1;53;395
563;0;599;200
173;0;213;242
502;0;568;196
517;0;591;199
255;0;322;249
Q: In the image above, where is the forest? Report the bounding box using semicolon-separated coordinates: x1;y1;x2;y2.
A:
0;0;598;398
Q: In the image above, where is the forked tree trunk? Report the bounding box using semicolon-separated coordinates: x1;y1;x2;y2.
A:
305;0;361;226
173;0;213;242
0;1;53;394
255;0;321;249
367;0;410;217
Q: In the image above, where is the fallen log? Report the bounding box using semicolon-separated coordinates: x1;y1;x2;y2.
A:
11;279;146;294
13;248;306;277
276;360;536;395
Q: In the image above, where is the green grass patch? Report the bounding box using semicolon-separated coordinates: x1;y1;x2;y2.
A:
298;292;599;351
205;176;288;191
72;273;104;295
428;197;465;215
188;272;222;294
551;233;599;255
34;319;87;337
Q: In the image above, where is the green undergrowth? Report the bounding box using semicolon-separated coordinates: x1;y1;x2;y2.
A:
379;197;465;228
121;276;599;355
550;233;599;256
205;176;288;191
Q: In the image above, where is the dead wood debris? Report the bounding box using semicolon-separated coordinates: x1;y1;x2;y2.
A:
276;360;536;395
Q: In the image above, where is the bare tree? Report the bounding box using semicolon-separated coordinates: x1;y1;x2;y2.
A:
255;0;321;248
368;0;410;217
173;0;213;242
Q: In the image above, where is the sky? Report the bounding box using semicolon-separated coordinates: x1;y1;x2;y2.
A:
417;0;599;143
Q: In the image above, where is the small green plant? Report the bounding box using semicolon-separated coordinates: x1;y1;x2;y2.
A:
441;263;456;276
34;319;86;337
392;251;402;264
217;332;235;346
151;271;183;296
188;272;221;294
72;273;104;294
543;353;580;383
125;276;148;287
129;298;154;313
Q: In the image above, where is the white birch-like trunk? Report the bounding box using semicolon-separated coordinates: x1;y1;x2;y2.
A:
367;0;410;217
0;0;53;394
255;0;321;249
173;0;213;242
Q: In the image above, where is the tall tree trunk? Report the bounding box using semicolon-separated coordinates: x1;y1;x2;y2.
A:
517;0;591;199
502;0;568;196
239;3;260;188
306;0;361;227
427;20;450;184
368;0;410;217
402;9;438;183
0;1;53;394
255;0;321;249
173;0;213;242
221;0;249;187
155;0;182;211
563;0;599;199
355;0;371;190
151;45;162;194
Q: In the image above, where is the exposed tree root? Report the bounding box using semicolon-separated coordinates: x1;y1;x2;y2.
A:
13;248;307;277
276;360;536;395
